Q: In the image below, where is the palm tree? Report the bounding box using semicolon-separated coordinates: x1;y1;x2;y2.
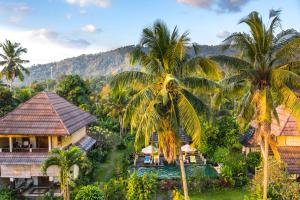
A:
110;20;220;200
211;10;300;200
101;84;130;140
0;40;29;90
41;147;91;200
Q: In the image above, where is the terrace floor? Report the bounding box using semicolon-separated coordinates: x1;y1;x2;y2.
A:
23;186;61;199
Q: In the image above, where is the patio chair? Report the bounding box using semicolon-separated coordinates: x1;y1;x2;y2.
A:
153;155;159;165
190;155;196;163
144;155;152;164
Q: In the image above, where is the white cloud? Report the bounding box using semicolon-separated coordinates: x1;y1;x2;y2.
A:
66;13;72;19
79;10;87;15
0;27;103;65
66;0;110;8
176;0;251;12
216;30;230;39
177;0;213;8
0;3;31;13
12;4;31;12
81;24;97;33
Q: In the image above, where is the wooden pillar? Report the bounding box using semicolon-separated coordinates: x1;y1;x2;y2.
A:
48;136;52;152
9;178;15;189
9;137;12;152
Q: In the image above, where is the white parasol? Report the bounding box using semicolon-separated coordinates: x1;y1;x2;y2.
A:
142;145;158;154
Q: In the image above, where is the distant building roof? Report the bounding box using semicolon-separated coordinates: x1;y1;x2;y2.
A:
0;92;96;135
240;127;257;147
152;129;192;144
75;136;96;151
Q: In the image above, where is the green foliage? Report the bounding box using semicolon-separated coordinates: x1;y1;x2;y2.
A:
13;87;35;103
213;148;248;187
245;158;300;200
75;185;104;200
56;75;91;107
172;190;187;200
87;148;109;163
112;150;130;178
41;147;91;200
200;116;241;159
102;178;127;200
30;80;47;92
126;172;158;200
245;152;261;174
37;193;63;200
189;167;220;193
0;86;15;117
89;76;108;93
0;188;16;200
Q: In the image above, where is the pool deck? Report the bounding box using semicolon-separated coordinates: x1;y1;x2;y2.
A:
133;152;206;168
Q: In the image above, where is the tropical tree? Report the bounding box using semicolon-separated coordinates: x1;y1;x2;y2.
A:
100;84;130;140
56;75;91;107
0;40;29;90
110;20;220;199
211;10;300;199
41;147;91;200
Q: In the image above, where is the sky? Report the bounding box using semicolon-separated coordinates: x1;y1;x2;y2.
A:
0;0;300;65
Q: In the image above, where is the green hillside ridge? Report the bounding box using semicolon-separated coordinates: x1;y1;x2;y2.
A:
23;44;235;85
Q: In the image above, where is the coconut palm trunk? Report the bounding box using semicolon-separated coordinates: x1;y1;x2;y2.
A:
119;114;123;139
262;124;270;200
179;152;189;200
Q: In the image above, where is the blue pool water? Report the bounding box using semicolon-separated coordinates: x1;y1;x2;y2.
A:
136;165;218;179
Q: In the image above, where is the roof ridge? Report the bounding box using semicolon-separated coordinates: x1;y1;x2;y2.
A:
45;92;71;135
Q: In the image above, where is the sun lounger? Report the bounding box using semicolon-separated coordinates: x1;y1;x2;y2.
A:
144;156;151;164
190;155;196;163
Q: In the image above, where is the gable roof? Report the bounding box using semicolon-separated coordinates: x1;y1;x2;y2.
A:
0;92;96;135
249;106;299;137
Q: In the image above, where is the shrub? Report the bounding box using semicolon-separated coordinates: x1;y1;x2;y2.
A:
126;172;158;200
87;148;109;163
103;178;127;200
189;167;220;192
246;152;261;174
172;190;188;200
0;188;17;200
245;157;300;200
75;185;104;200
37;193;63;200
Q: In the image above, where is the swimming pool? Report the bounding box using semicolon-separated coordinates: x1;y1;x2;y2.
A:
136;165;218;179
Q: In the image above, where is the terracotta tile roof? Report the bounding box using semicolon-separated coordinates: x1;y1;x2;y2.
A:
0;152;48;165
277;146;300;174
75;136;96;151
0;92;96;135
250;106;299;136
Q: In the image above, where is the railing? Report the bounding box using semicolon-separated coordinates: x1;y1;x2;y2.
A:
9;148;49;153
0;148;10;152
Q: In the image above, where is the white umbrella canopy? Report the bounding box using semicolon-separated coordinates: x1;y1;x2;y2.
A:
142;145;158;154
181;144;196;152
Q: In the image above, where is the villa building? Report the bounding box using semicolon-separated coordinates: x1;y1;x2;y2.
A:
0;91;96;196
241;106;300;174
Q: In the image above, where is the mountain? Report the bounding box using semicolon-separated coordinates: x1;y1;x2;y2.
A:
23;45;235;84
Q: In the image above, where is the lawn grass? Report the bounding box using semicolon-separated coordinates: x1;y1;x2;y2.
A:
190;188;247;200
93;148;126;182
